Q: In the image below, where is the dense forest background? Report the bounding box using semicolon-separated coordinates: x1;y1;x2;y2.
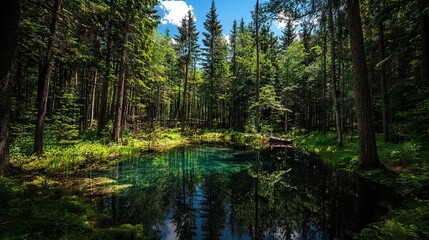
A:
0;0;428;173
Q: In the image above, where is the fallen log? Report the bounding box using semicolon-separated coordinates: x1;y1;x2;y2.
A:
268;136;293;145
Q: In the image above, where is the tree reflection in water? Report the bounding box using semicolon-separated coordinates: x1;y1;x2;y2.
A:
89;144;400;240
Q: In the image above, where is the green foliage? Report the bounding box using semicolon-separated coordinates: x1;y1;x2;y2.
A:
294;132;359;168
92;224;145;240
296;132;429;169
360;205;429;240
10;132;141;172
378;140;428;166
52;91;81;144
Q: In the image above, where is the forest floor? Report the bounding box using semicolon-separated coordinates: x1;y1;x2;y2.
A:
1;129;428;239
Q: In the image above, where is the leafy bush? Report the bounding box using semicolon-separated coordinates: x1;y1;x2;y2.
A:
360;205;429;240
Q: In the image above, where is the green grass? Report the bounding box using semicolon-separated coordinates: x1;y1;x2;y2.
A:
293;132;429;169
9;127;268;174
9;127;193;174
11;141;141;174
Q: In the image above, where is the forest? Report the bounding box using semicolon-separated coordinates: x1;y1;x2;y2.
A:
0;0;428;239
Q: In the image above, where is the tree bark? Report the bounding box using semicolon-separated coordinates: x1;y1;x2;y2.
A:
378;19;389;142
255;0;261;133
421;0;429;84
328;3;343;147
89;69;97;130
346;0;381;170
181;60;189;132
321;12;328;134
112;0;131;142
98;3;113;135
34;0;62;154
0;0;19;175
112;49;127;142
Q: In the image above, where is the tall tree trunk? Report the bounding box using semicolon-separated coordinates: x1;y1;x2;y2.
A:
378;19;389;142
346;0;381;170
321;12;328;134
0;0;19;175
181;60;189;132
80;65;88;131
208;44;214;128
176;83;181;121
284;57;290;132
34;0;62;154
98;4;113;135
89;69;97;130
156;85;161;124
113;49;127;142
255;0;261;133
328;3;343;147
421;0;429;84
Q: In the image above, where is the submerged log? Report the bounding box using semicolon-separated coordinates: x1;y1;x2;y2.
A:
268;136;293;145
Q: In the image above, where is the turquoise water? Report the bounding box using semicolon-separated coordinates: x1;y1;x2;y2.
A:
89;144;400;239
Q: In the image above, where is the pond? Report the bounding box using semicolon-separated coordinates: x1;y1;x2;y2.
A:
87;144;401;240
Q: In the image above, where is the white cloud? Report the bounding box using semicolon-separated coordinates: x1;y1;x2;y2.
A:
170;38;178;45
274;12;301;30
159;1;195;26
223;35;230;44
274;20;286;29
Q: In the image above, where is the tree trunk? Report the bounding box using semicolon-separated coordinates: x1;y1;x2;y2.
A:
89;69;97;130
329;3;343;147
421;0;429;84
378;19;389;142
98;4;113;135
113;49;127;142
0;0;19;175
346;0;381;170
321;12;328;134
255;0;261;133
156;85;161;124
181;61;189;132
34;0;62;154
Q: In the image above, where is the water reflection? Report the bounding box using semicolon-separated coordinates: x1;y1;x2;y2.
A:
89;144;400;240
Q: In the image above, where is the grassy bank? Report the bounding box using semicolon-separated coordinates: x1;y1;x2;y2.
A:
291;131;429;240
9;128;267;175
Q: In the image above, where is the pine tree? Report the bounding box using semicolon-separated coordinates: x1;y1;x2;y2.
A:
175;10;199;132
202;0;224;129
0;0;19;175
34;0;63;154
255;0;261;132
346;0;381;169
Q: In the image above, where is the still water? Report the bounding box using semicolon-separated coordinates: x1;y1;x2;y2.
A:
89;144;400;240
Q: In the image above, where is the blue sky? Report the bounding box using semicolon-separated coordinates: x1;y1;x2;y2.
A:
156;0;283;40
